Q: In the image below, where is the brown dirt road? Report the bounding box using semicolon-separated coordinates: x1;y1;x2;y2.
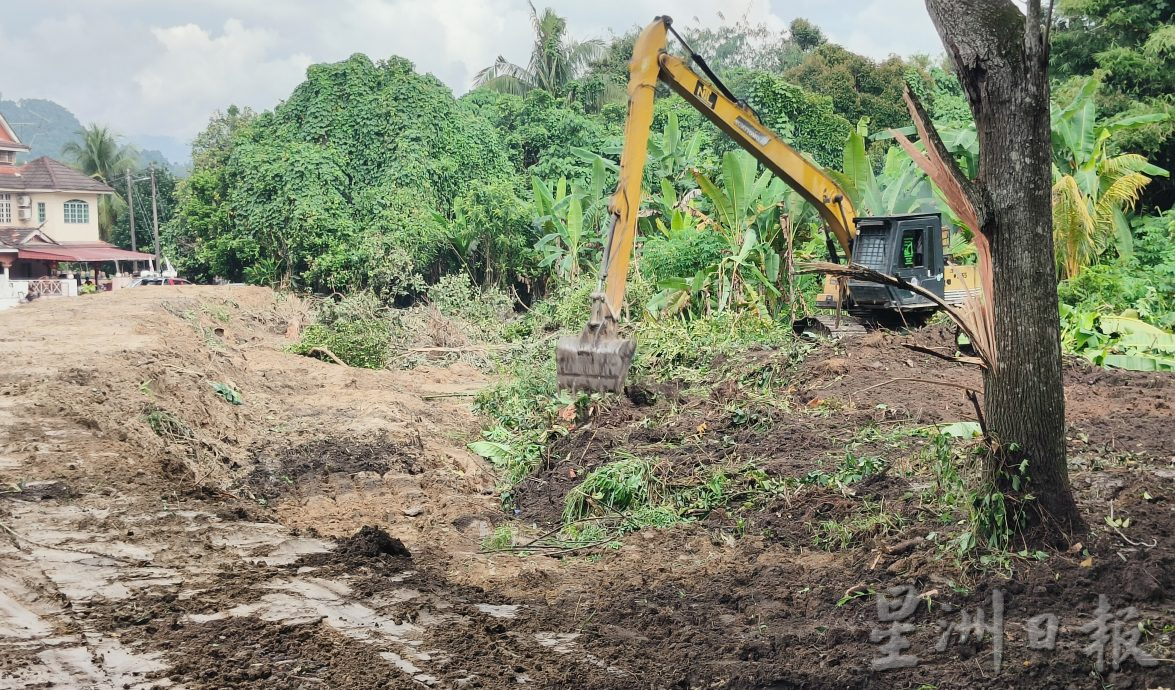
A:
0;287;1171;689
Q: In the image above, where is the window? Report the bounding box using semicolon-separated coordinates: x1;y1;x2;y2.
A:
37;201;45;223
900;228;925;268
0;193;10;224
63;199;89;224
0;151;14;164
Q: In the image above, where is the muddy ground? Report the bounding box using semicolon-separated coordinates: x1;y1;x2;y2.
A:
0;287;1171;689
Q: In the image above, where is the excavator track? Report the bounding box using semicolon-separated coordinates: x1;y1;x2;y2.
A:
794;314;869;339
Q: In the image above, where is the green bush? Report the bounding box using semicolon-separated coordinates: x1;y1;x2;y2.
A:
427;274;514;330
290;292;391;368
639;231;728;284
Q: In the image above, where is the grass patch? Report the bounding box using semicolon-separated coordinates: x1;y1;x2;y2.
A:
810;502;905;550
144;407;192;439
480;524;516;551
563;452;661;522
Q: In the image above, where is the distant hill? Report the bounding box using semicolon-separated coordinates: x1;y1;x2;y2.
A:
0;97;188;176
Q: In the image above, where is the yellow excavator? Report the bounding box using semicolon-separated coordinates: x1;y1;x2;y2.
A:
555;16;980;392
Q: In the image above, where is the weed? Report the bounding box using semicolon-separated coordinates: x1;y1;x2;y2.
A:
836;587;876;607
481;524;516;551
563;453;662;521
468;426;543;485
203;304;231;323
802;452;886;489
210;382;243;405
619;505;683;532
144;408;192;439
811;503;904;550
673;466;731;515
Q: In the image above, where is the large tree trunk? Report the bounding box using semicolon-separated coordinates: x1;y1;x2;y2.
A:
926;0;1084;536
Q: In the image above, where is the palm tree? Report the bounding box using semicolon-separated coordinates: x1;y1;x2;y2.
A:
1050;78;1169;279
62;124;139;240
474;3;607;100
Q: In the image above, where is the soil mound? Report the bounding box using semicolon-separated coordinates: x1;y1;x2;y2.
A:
335;525;412;559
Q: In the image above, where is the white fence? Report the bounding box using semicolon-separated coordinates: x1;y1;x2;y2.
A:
0;278;78;309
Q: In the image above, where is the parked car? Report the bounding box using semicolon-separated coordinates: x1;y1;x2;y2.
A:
129;276;192;287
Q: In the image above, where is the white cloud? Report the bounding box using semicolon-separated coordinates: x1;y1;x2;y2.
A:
831;0;942;60
133;19;312;137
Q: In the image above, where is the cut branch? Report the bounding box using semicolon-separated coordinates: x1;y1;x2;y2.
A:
798;261;992;369
307;347;347;366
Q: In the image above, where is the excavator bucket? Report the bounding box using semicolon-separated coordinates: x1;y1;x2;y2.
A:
555;293;635;392
555;330;635;393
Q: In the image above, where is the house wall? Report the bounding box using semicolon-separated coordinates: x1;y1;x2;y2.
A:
5;191;102;243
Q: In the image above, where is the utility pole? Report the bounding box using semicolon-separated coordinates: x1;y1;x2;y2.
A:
150;164;161;267
126;169;137;253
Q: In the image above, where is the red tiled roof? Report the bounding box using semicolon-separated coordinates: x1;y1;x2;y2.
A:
0;227;42;247
20;241;153;262
0;157;114;193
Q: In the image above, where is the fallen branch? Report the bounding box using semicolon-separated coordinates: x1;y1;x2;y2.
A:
398;345;511;354
306;347;347;366
884;537;923;555
903;343;985;367
798;261;992;370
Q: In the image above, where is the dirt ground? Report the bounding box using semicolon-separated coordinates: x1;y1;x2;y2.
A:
0;287;1171;689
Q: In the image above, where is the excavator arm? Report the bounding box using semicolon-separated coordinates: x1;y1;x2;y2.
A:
556;16;858;392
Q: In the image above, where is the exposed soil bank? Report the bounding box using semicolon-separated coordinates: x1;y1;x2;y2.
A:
0;290;1170;689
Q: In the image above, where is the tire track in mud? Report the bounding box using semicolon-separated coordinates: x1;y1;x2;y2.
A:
0;289;630;689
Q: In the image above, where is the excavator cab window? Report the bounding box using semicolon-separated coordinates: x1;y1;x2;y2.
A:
899;228;925;268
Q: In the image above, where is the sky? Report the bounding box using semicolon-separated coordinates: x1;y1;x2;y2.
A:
0;0;944;162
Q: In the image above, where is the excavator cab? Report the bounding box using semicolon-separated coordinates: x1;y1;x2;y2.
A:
820;214;946;312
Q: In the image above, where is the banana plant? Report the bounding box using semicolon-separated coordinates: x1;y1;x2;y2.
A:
1051;76;1170;278
881;78;1170;278
832;119;938;217
533;175;589;281
572;112;706;186
649;150;792;319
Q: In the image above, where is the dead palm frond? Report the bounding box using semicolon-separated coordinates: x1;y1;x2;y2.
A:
1052;174;1098;279
889;88;995;368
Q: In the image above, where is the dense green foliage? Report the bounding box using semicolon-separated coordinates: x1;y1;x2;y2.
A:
167;55;518;293
1051;0;1175;208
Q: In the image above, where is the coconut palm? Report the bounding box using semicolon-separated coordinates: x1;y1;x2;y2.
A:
62;124;139;240
1051;78;1169;278
474;3;607;100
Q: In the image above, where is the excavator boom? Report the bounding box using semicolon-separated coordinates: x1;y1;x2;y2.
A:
556;16;858;392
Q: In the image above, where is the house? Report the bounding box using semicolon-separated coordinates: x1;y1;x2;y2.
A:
0;111;155;308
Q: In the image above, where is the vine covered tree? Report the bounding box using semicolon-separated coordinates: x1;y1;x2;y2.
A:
923;0;1085;538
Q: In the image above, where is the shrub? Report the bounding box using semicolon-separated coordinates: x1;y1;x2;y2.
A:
427;274;514;329
290;292;391;368
639;231;727;284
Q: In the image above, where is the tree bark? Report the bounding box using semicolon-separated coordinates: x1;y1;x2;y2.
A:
925;0;1085;537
